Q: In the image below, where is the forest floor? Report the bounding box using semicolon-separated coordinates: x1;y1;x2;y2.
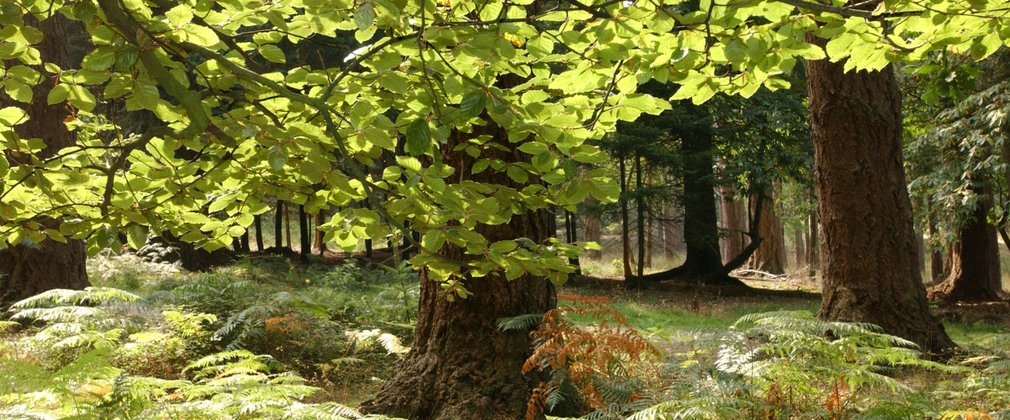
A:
3;252;1010;418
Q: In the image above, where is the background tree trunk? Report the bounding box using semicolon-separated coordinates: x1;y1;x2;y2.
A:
927;213;945;283
806;209;819;277
361;115;556;420
929;189;1001;302
0;14;88;304
806;43;954;353
636;105;746;287
582;197;601;260
794;225;806;271
274;201;285;249
748;190;786;275
662;203;681;259
313;211;328;255
719;187;747;264
254;215;264;251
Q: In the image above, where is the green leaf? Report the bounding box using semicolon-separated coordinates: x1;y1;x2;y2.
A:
0;106;27;127
68;85;96;111
405;118;431;156
506;166;528;184
421;230;446;252
354;2;375;30
127;225;148;249
47;84;70;105
258;44;286;64
459;90;486;119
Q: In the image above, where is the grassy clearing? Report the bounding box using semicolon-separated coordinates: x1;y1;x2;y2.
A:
2;254;1009;418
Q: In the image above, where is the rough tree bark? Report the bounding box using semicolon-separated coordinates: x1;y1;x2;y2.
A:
806;38;955;353
928;187;1001;302
0;14;88;304
748;190;786;275
360;119;556;419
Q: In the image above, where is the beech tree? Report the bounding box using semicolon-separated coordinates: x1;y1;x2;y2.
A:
3;0;1010;415
0;13;88;303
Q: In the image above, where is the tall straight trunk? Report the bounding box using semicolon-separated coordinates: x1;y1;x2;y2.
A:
619;152;634;279
254;215;264;251
362;115;555;420
313;212;327;255
583;197;602;259
719;188;747;264
927;211;945;283
794;224;806;271
565;209;581;274
298;204;310;257
748;190;786;275
274;201;285;249
284;205;292;250
806;38;954;353
0;14;88;304
929;188;1001;302
635;152;645;278
806;208;819;277
240;232;250;253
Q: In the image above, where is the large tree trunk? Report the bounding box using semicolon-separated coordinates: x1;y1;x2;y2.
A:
361;118;555;419
636;105;746;287
748;190;786;275
806;41;954;353
929;190;1001;302
0;14;88;304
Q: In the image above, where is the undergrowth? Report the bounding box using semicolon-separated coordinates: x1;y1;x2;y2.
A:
0;254;417;418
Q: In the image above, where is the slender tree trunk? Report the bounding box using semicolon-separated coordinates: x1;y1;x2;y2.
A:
299;204;310;258
361;116;555;420
0;14;88;304
794;225;806;271
748;190;786;275
806;38;954;353
583;197;602;260
619;152;634;279
274;201;285;249
635;152;646;278
254;215;264;251
927;212;945;283
313;211;327;256
929;188;1001;302
806;208;819;277
284;205;292;251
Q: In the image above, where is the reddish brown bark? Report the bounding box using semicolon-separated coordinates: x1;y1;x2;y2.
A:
0;14;88;304
360;121;555;419
807;43;954;353
929;191;1001;302
748;191;786;275
719;187;747;264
